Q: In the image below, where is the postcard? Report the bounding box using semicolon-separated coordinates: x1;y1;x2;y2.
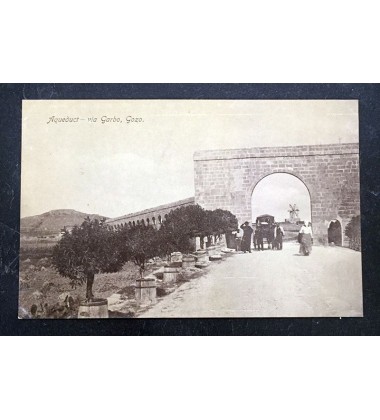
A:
19;99;362;318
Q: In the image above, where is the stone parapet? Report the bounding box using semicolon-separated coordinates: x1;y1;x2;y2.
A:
194;143;359;161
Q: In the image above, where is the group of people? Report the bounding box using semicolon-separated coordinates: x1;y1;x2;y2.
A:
234;220;313;256
235;221;285;253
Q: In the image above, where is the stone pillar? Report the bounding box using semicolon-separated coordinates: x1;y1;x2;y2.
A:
78;298;109;318
170;252;183;267
194;250;209;265
182;255;196;269
207;245;217;257
163;266;178;282
135;275;157;304
209;244;222;261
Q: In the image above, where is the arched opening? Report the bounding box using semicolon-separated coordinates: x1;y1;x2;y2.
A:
132;221;136;227
158;215;162;224
328;220;342;246
152;216;156;225
251;173;312;245
129;221;132;228
146;218;150;225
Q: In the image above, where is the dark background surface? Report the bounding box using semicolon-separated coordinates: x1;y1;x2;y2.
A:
0;83;379;335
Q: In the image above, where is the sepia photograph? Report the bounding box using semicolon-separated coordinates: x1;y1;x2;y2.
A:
1;4;379;420
19;99;362;319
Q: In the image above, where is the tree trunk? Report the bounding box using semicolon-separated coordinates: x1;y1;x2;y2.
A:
86;273;95;301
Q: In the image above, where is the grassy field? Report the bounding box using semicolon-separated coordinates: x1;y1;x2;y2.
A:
20;237;57;260
19;255;135;317
18;250;208;319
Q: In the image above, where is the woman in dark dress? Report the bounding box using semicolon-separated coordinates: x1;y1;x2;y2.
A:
240;222;253;253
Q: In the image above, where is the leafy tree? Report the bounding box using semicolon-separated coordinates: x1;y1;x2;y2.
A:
156;205;207;257
52;217;125;301
205;208;238;243
116;224;159;277
157;205;238;254
209;208;238;233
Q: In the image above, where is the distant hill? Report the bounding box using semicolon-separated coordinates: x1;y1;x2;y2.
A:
21;209;108;237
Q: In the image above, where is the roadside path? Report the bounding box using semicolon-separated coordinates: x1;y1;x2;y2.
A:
139;243;363;318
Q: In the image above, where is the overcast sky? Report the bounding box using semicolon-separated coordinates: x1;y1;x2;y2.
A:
21;100;358;218
251;173;312;222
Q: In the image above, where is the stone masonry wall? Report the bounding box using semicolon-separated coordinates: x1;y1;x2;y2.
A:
194;143;360;244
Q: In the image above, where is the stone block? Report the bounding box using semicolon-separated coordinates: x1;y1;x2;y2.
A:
135;275;157;303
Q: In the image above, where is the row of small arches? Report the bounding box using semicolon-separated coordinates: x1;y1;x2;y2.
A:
108;214;169;230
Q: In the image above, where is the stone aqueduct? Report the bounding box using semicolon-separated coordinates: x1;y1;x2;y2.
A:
106;143;360;245
106;197;195;230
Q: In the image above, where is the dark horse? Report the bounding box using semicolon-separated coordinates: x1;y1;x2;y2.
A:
253;224;275;249
253;215;276;250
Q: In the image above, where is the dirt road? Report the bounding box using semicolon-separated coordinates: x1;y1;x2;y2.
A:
139;243;363;318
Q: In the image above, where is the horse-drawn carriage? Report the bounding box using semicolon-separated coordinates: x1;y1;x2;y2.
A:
254;214;275;249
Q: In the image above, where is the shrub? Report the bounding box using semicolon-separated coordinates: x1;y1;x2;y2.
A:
345;215;361;251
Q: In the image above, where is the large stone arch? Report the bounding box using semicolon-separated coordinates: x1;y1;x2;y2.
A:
248;170;314;199
249;171;312;222
194;143;360;244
